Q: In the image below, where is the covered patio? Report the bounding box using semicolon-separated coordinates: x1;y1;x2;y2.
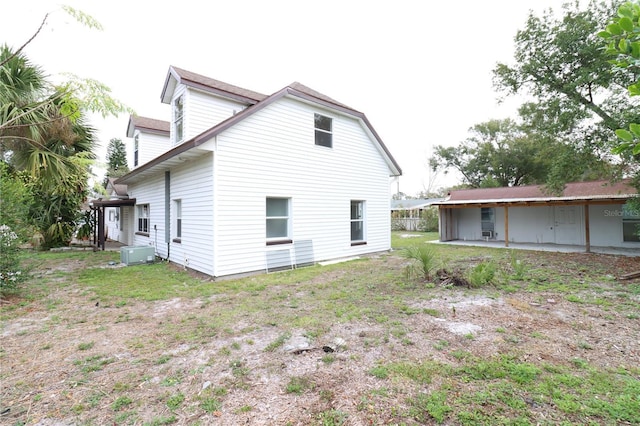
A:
89;198;136;251
427;239;638;257
433;180;638;254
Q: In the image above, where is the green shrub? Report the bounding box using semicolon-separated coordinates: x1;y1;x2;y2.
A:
509;252;527;280
467;260;497;288
418;207;439;232
402;245;438;281
0;225;27;295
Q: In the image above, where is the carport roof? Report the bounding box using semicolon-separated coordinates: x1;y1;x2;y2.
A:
435;179;637;207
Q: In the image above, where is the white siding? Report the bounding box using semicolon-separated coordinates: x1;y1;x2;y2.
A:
187;89;247;139
168;153;215;276
212;98;392;277
457;208;481;241
590;204;638;248
127;173;165;256
171;86;249;146
496;206;555;244
454;204;638;249
136;131;170;168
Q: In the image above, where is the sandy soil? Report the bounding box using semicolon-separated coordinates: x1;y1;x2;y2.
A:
1;249;639;425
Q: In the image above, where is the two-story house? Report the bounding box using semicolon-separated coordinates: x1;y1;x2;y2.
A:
107;66;401;278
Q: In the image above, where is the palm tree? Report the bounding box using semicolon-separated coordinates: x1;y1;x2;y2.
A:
0;45;97;246
0;44;91;190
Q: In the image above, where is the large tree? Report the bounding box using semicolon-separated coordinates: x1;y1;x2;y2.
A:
493;0;638;186
103;137;129;187
0;7;130;247
430;118;610;188
599;1;640;158
0;46;98;247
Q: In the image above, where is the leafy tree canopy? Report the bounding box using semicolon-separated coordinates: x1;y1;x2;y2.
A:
0;6;131;247
430;117;612;190
492;0;638;186
599;1;640;156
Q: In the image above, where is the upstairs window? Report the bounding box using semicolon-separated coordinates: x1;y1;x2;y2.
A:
314;113;332;148
136;204;149;234
134;134;139;167
350;200;365;245
266;197;291;244
174;95;184;142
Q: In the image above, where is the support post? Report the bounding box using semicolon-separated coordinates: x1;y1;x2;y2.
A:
504;206;509;247
584;204;590;253
97;207;105;251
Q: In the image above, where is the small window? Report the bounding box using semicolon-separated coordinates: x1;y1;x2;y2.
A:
175;199;182;239
266;197;291;244
174;95;184;142
137;204;149;234
481;207;495;238
623;203;640;242
134;134;139;167
314;113;332;148
108;210;115;222
351;200;365;244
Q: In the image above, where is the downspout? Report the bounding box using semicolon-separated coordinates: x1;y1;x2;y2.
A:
165;171;171;262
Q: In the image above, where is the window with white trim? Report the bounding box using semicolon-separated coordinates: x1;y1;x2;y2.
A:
174;199;182;240
350;200;365;245
136;204;149;234
314;113;332;148
174;95;184;142
623;203;640;242
134;134;139;167
266;197;291;244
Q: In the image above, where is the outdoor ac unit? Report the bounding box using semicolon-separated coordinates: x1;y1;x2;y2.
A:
120;246;155;266
481;230;493;239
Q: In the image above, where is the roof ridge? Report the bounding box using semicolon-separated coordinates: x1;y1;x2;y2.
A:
170;66;267;102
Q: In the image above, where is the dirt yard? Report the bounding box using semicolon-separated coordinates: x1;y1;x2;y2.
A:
1;246;639;425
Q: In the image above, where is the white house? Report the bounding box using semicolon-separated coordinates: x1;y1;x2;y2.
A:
106;66;402;278
434;180;639;252
126;116;170;169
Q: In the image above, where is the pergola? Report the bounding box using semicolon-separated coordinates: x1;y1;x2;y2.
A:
89;198;136;250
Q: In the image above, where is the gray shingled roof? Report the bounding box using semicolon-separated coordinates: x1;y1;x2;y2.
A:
171;66;268;103
130;116;170;132
288;82;356;112
126;115;170;138
437;179;637;205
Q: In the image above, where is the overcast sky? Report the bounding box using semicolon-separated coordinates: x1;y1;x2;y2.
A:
4;0;571;195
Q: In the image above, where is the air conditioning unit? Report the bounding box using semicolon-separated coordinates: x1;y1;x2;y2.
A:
120;246;155;265
481;230;493;239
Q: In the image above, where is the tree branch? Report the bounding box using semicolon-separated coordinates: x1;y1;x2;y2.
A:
0;13;49;68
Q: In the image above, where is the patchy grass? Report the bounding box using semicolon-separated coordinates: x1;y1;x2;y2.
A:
1;232;639;425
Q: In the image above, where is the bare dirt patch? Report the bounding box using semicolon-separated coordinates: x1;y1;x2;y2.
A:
1;249;639;425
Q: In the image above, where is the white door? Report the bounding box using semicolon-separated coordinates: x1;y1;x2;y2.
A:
121;206;134;245
554;205;581;245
